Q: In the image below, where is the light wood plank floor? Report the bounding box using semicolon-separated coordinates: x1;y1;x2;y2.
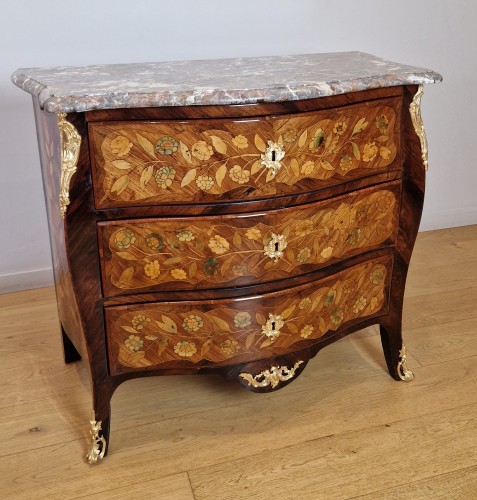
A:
1;225;477;499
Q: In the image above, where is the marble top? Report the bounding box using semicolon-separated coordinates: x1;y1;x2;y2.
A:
12;52;442;114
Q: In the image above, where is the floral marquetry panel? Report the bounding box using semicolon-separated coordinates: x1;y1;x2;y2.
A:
105;255;393;374
98;182;400;297
90;97;401;208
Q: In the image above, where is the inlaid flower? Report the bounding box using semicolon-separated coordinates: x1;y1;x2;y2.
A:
182;314;204;332
232;264;248;276
146;233;164;251
339;155;353;173
353;296;367;314
348;228;362;245
132;315;151;330
370;296;379;311
203;258;219;276
330;307;344;326
379;146;392;160
333;121;347;136
332;204;355;231
176;230;195;242
245;228;261;241
309;128;324;150
298;297;312;310
220;339;240;355
110;135;133;157
355;206;369;223
191;140;213;161
232;135;248;149
343;279;357;294
229;165;250;184
376;192;394;212
283;128;298;143
301;161;315;175
114;229;136;249
155;165;176;189
156;136;179;155
144;260;160;279
295;220;314;237
234;311;252;328
300;324;314;339
125;335;143;352
324;289;337;307
171;268;187;280
370;267;385;285
174;340;197;357
208;235;229;255
376;115;389;134
362;142;378;162
196;174;214;191
297;247;311;263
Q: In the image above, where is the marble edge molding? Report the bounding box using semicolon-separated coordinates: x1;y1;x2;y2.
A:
11;52;442;114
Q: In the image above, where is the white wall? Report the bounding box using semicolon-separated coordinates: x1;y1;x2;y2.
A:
1;0;475;292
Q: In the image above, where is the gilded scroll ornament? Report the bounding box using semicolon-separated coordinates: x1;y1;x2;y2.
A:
260;140;285;176
264;233;287;262
239;361;303;389
262;313;284;340
58;113;81;218
86;412;106;464
409;85;429;171
397;345;414;382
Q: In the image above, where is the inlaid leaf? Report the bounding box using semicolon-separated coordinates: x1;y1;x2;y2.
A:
352;118;368;135
121;325;138;333
245;333;255;349
319;317;327;333
118;267;134;287
233;232;242;248
251;159;262;175
264;260;275;270
298;129;308;148
320;160;334;171
180;141;193;164
136;133;156;158
287;322;298;334
140;165;154;190
278;135;283;144
201;339;213;356
281;304;296;319
128;351;146;365
352;142;361;160
111;175;129;194
163;256;182;266
181;168;197;187
210;315;231;332
155;315;177;334
189;261;197;278
111;160;134;170
221;255;235;276
210;135;227;155
286;248;295;262
145;335;158;340
376;135;389;142
157;338;168;356
265;169;275;183
215;164;227;187
325;133;333;150
261;338;276;348
254;134;267;153
256;312;266;325
290;158;300;177
115;252;138;261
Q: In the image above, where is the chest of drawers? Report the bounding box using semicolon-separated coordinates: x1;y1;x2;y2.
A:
12;52;441;463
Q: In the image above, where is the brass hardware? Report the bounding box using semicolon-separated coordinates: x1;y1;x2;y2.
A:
262;313;284;340
58;113;81;218
264;233;287;262
409;85;429;171
260;141;285;176
239;361;304;389
397;345;414;382
86;411;106;464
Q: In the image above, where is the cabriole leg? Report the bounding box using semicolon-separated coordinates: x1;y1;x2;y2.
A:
380;321;414;382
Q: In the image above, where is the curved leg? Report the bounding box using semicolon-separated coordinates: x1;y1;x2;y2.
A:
380;319;414;382
61;324;81;363
86;382;113;464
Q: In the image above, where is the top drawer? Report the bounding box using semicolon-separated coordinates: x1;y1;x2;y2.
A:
89;97;401;209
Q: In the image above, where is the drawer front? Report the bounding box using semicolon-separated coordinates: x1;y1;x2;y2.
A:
90;98;401;208
105;255;392;375
98;182;400;297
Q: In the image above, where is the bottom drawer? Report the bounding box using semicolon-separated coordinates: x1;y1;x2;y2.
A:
105;255;393;375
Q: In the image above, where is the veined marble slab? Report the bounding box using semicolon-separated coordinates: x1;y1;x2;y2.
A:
12;52;442;113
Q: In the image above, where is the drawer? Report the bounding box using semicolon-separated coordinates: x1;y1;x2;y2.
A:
98;181;400;297
90;97;401;209
105;255;393;375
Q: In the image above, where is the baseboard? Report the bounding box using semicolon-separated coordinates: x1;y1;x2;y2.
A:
420;207;477;231
0;267;54;294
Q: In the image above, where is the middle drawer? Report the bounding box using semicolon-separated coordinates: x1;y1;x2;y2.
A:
98;181;400;297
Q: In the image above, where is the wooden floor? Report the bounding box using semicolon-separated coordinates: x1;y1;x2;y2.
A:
1;225;477;499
